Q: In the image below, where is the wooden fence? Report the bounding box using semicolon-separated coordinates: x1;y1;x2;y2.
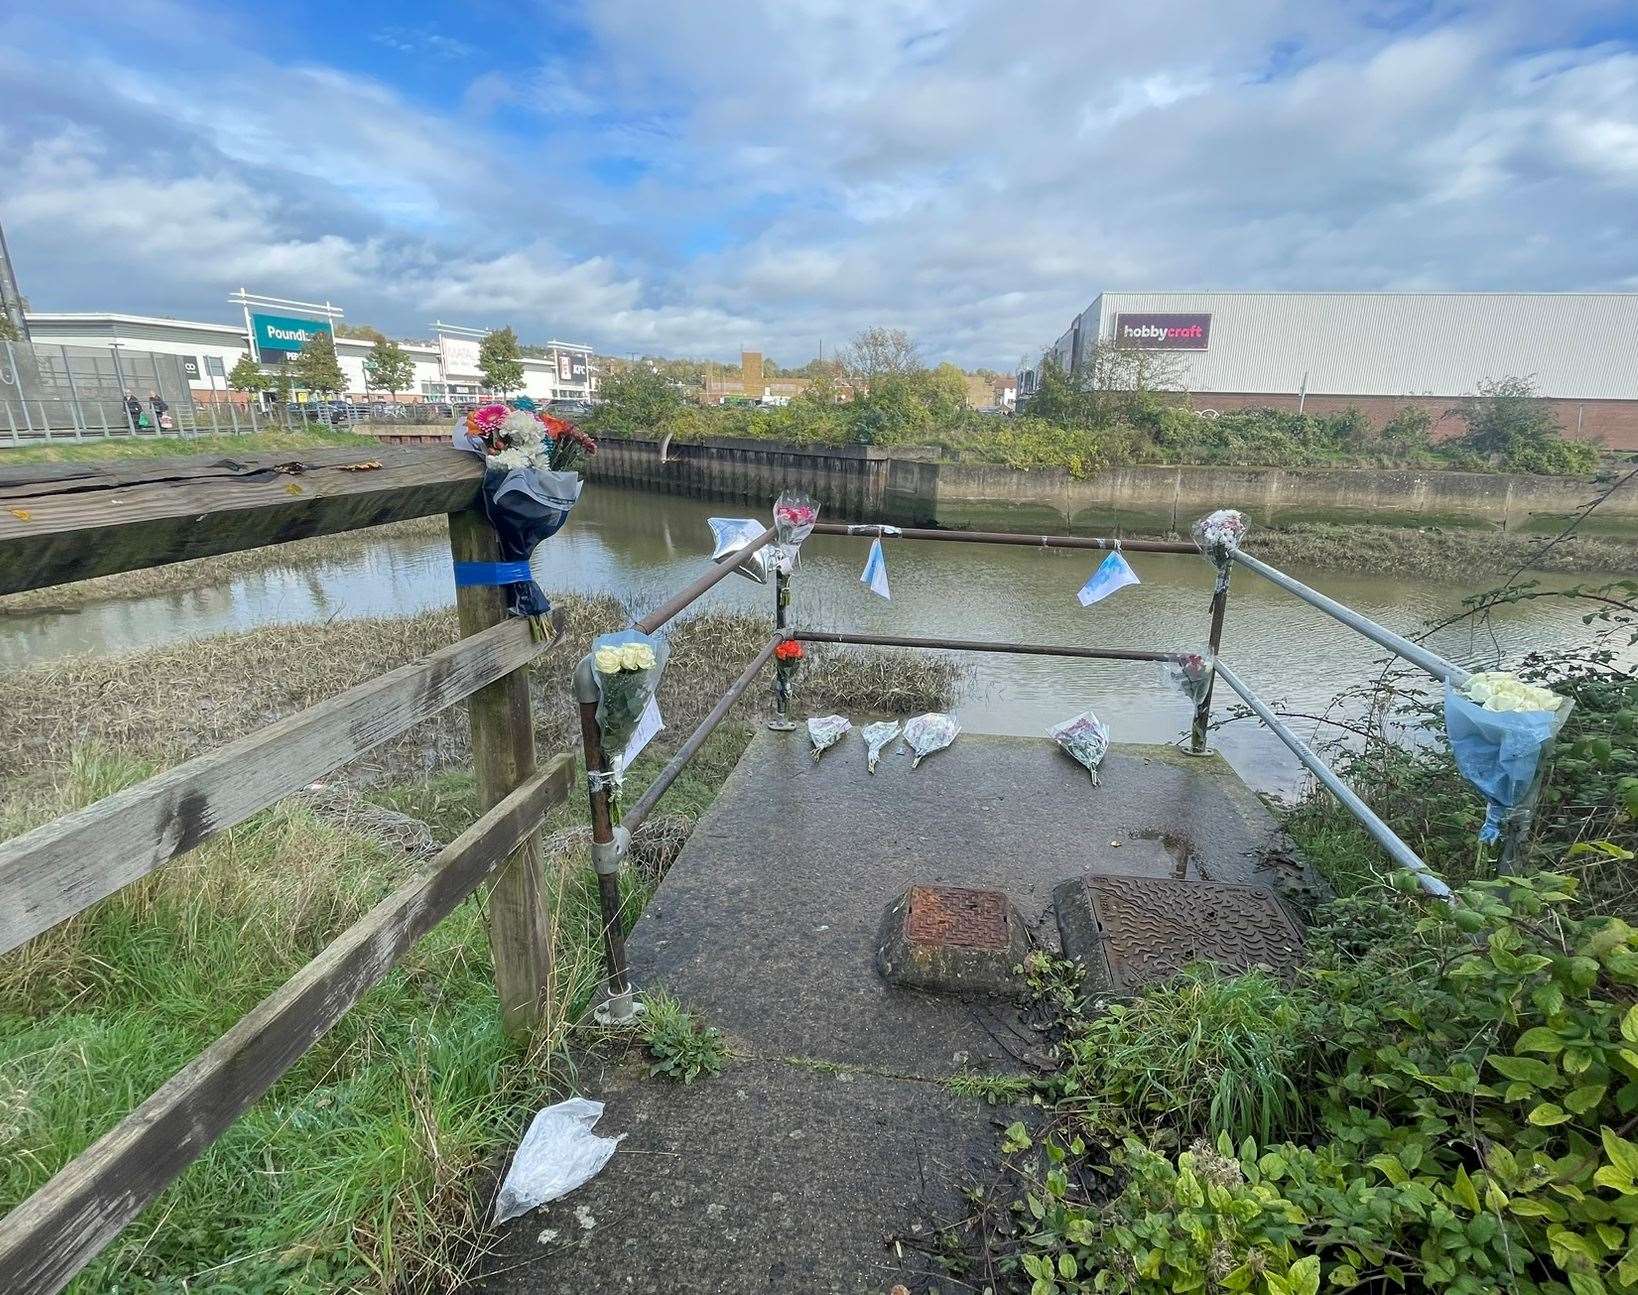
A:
0;445;573;1293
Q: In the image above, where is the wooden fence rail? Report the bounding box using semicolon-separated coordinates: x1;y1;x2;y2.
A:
0;449;573;1294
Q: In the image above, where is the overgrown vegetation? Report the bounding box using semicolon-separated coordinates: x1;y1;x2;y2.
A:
945;568;1638;1292
588;330;1605;478
0;598;959;1292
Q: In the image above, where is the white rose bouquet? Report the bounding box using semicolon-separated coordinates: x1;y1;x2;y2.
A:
591;630;667;755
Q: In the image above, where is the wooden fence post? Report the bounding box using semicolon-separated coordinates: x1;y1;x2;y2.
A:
449;508;553;1036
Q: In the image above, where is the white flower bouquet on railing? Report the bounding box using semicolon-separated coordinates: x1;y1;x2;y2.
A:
591;629;668;756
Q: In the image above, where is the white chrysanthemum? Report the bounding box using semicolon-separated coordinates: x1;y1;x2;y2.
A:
498;410;544;446
490;447;534;470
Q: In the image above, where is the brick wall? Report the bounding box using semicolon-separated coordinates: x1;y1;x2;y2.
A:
1188;391;1638;452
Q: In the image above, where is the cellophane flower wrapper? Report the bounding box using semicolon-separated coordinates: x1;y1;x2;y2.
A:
707;517;770;585
1444;675;1572;842
1161;653;1215;706
1191;508;1249;593
773;491;819;548
453;420;584;619
901;713;959;768
592;630;668;756
861;720;901;773
1049;710;1110;784
807;715;852;761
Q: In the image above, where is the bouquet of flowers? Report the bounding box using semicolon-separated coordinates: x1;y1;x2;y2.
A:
1049;710;1110;784
1191;509;1249;592
591;629;667;756
1161;653;1215;706
773;491;819;547
807;715;852;762
452;401;598;621
900;713;959;768
861;720;901;773
1445;671;1571;842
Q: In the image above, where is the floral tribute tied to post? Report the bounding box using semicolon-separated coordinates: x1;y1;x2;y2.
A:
452;400;597;626
1444;670;1572;842
770;490;820;575
591;629;668;773
1161;653;1215;706
1049;710;1111;784
1191;508;1249;593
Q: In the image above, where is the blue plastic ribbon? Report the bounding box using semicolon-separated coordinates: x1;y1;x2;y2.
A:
453;560;533;587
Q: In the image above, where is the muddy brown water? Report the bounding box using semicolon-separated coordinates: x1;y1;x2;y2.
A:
1;485;1626;797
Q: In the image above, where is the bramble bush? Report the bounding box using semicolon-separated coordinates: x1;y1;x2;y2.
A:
986;870;1638;1295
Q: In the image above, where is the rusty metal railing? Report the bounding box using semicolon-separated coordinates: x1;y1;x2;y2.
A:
576;515;1462;1021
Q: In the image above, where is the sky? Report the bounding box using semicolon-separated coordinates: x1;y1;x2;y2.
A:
1;0;1635;370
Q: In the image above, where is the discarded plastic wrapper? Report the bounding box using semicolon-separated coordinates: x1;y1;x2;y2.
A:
1444;674;1571;842
707;517;770;585
1161;653;1215;706
862;720;901;773
773;490;820;548
1049;710;1110;784
1078;551;1140;606
591;629;669;758
807;714;852;761
1191;509;1248;593
493;1097;624;1224
901;713;959;768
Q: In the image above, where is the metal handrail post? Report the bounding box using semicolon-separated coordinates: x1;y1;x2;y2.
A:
1191;567;1231;754
573;655;639;1025
769;558;795;730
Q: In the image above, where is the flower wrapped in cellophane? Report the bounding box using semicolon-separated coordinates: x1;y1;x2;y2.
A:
862;720;900;773
771;490;820;574
1445;671;1571;842
1049;710;1110;784
807;715;851;762
452;401;597;621
1191;508;1248;593
592;629;667;757
1161;653;1215;706
900;713;959;768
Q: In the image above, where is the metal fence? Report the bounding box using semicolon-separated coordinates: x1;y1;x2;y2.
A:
0;339;230;443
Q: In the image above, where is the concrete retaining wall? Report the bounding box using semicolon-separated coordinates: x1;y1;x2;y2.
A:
360;427;1636;536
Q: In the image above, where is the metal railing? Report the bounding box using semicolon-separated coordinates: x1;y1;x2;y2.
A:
569;515;1466;1022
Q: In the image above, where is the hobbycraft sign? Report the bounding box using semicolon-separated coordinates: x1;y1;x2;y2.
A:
251;312;334;354
1113;312;1212;350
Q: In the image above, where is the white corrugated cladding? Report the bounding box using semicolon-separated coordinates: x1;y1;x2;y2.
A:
1069;293;1638;399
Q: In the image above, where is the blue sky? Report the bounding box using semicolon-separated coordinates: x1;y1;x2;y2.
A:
1;0;1635;368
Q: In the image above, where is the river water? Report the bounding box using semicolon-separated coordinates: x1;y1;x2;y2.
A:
1;486;1618;797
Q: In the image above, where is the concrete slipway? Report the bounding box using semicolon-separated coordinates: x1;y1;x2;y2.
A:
477;730;1301;1294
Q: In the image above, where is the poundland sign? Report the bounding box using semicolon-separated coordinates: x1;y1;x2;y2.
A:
1113;312;1211;350
251;312;334;354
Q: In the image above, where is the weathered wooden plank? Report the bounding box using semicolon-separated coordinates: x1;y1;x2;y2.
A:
449;509;555;1036
0;755;573;1295
0;619;550;956
0;446;482;595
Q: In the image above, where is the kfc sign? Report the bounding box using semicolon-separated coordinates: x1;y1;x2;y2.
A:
1114;313;1211;350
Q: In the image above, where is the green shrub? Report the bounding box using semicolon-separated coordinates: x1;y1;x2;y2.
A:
640;993;727;1084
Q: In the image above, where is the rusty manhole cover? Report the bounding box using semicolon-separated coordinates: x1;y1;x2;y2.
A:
905;884;1010;950
1056;876;1302;993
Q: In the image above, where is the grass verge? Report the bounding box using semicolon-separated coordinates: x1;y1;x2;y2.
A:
0;425;376;464
0;602;960;1292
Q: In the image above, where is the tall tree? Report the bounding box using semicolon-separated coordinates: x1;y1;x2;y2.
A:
479;326;525;394
334;322;388;343
289;333;346;396
845;327;921;390
363;338;415;401
227;354;269;396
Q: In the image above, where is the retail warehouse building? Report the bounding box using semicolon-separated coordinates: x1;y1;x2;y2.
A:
1020;292;1638;450
19;311;596;408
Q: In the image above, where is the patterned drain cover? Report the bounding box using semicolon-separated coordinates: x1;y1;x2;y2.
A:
1068;876;1303;992
905;885;1010;951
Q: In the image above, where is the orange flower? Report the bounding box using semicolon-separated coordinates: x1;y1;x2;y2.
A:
774;640;804;663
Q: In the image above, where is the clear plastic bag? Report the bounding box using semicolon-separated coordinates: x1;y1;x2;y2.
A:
1444;677;1571;842
492;1098;624;1224
707;517;770;585
1161;653;1215;706
861;720;901;773
592;629;668;756
807;714;852;761
1049;710;1110;784
901;713;959;768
